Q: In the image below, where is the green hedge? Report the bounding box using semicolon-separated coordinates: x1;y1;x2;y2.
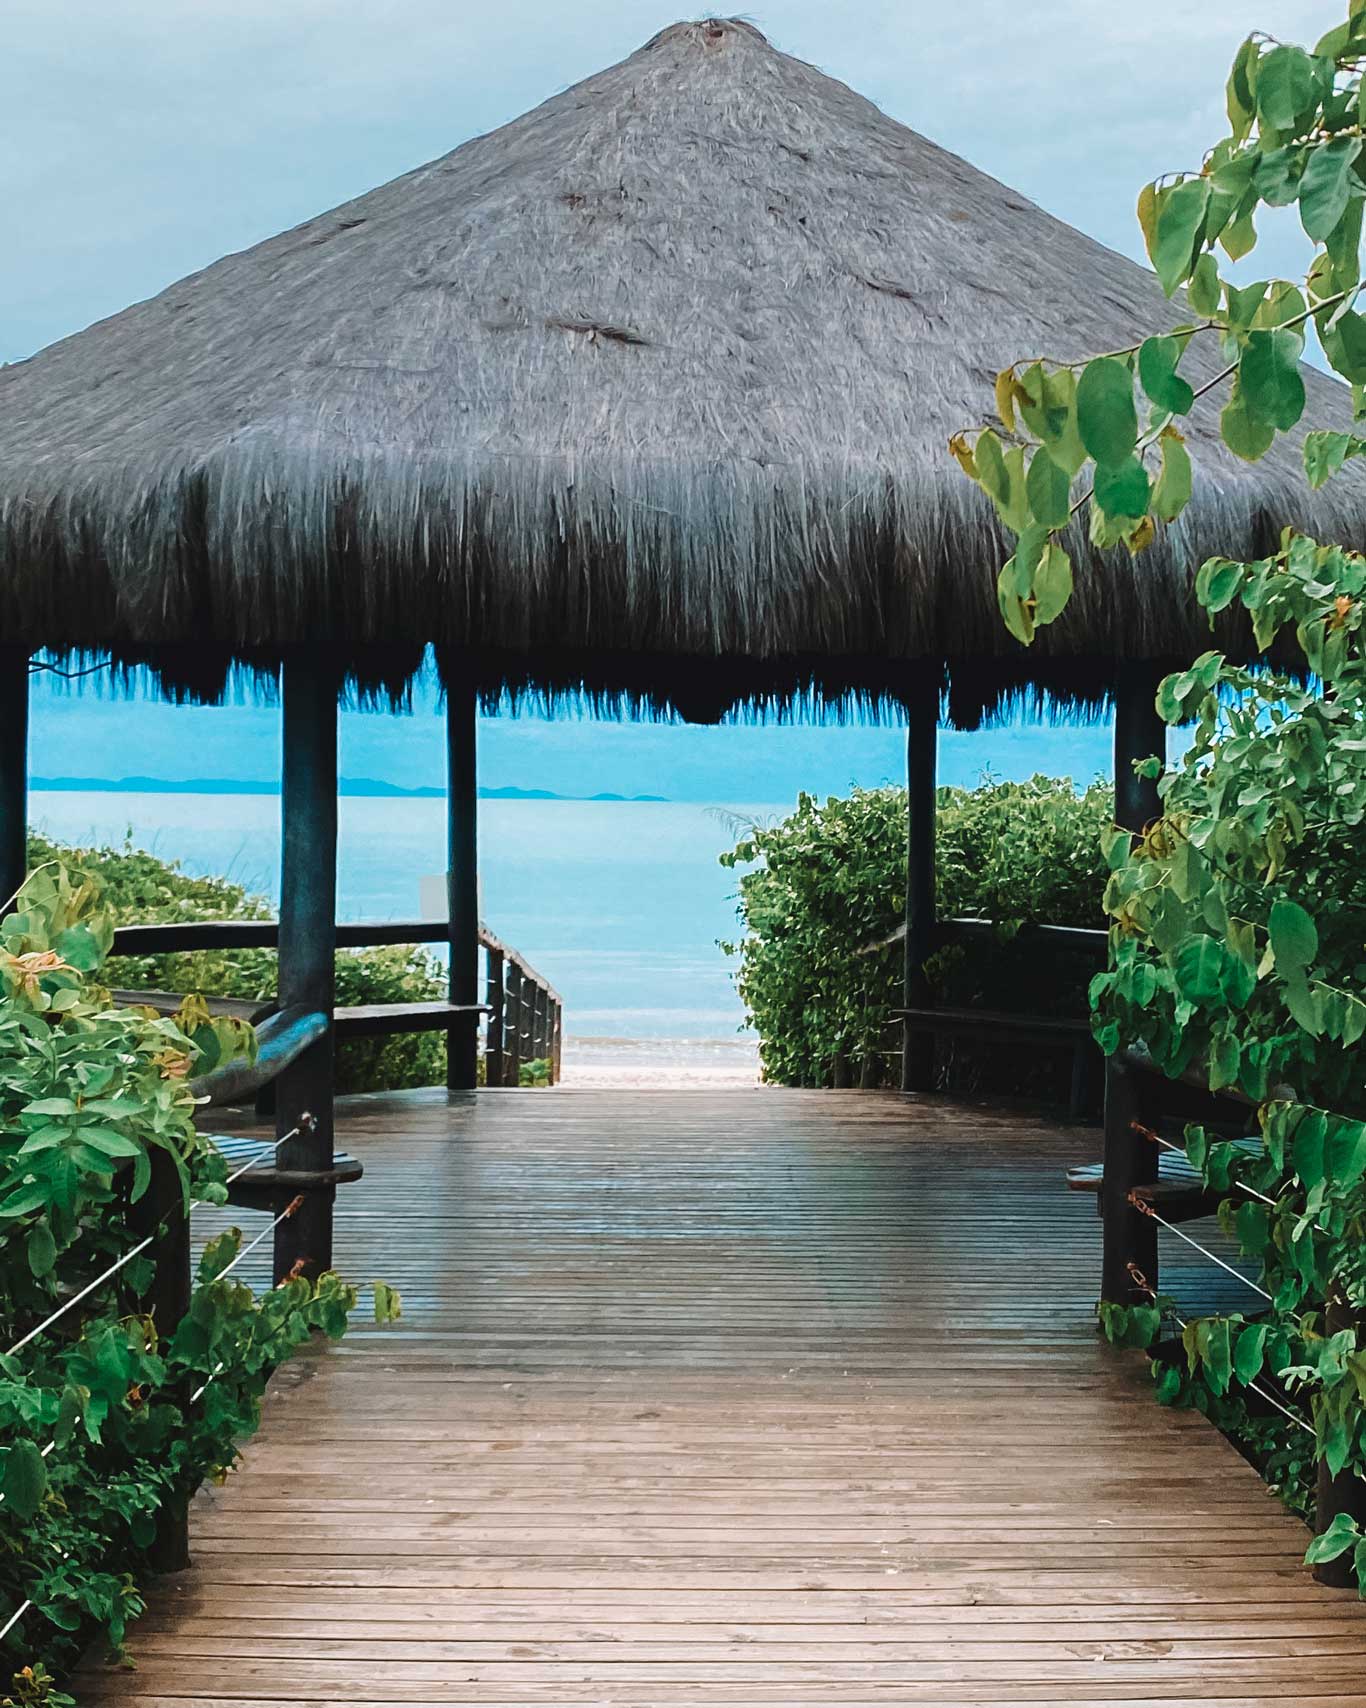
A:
720;774;1111;1093
26;833;446;1093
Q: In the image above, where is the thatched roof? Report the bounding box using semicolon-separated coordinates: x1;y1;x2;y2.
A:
1;18;1361;725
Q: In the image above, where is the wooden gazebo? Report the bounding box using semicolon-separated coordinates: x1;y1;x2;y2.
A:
0;17;1359;1270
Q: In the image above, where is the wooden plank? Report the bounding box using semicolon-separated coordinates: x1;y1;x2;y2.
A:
69;1088;1366;1706
334;1001;487;1039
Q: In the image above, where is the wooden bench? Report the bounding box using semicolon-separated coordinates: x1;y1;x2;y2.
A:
209;1133;364;1215
333;1001;488;1039
896;1004;1098;1118
1068;1135;1263;1225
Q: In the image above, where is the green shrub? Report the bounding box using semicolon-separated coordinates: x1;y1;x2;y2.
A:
0;865;393;1680
26;833;446;1093
720;774;1111;1092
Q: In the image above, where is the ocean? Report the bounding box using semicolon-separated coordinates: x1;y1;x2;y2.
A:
28;791;776;1042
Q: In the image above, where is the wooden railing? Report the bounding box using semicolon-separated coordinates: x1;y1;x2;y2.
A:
109;917;563;1087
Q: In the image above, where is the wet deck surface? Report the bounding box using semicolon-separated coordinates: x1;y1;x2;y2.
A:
76;1087;1366;1706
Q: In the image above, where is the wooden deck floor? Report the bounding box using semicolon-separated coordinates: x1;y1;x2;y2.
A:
76;1088;1366;1706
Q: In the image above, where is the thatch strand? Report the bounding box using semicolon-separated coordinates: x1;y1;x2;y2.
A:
2;18;1361;725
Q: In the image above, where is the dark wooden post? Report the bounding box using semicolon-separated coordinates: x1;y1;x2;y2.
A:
1100;660;1166;1302
273;655;338;1285
0;650;29;915
504;960;523;1086
1113;658;1166;835
128;1144;192;1571
1315;1290;1366;1586
1100;1058;1159;1305
446;678;479;1092
485;946;505;1088
533;983;550;1067
551;1000;562;1084
901;670;939;1093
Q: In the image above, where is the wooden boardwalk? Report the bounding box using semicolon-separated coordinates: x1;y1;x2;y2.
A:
77;1088;1366;1706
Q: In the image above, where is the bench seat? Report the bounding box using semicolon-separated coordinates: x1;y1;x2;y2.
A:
209;1133;363;1213
1066;1137;1263;1223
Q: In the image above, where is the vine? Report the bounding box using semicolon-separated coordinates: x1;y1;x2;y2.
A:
953;0;1366;1592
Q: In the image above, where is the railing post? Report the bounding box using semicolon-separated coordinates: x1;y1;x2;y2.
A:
902;670;938;1093
128;1144;192;1571
551;999;562;1084
0;649;29;915
1113;659;1166;837
446;675;479;1092
533;983;550;1068
485;946;505;1088
1315;1289;1366;1586
274;654;338;1285
504;960;523;1086
1100;1058;1158;1306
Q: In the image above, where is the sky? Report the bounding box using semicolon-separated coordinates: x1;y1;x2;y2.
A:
3;0;1332;797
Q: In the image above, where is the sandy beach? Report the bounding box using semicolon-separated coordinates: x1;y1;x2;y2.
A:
558;1035;761;1088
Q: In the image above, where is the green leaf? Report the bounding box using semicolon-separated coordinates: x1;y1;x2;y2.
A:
1306;1511;1361;1564
1304;430;1366;489
1220;380;1277;461
26;1219;56;1279
1093;454;1151;520
1239;330;1306;432
1174;936;1226;1003
1300;136;1363;240
1152;178;1211;296
1;1439;48;1520
1138;336;1196;414
1077;358;1139;465
1255;44;1320;130
1269;898;1318;975
1233;1323;1268;1386
1152;431;1193;523
1032;542;1073;625
1025;449;1072;528
1188;252;1222;318
1292;1107;1328;1186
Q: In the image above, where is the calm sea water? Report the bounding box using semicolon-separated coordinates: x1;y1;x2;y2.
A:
29;792;779;1041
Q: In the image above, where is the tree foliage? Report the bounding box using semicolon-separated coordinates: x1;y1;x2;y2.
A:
720;777;1110;1088
952;2;1366;641
958;0;1366;1591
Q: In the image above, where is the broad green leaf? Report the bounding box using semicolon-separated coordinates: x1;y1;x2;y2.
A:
1239;330;1306;432
1306;1511;1361;1564
1152;431;1193;523
1233;1323;1268;1386
1255;44;1319;130
1032;542;1073;624
1138;336;1195;414
1093;454;1151;520
1173;936;1225;1003
1;1439;47;1520
26;1219;56;1279
1152;178;1211;296
1076;358;1138;465
1188;252;1222;317
1269;897;1318;975
1220;381;1277;461
1025;449;1072;528
1300;136;1363;240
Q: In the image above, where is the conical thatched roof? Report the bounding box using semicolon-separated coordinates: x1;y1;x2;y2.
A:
1;18;1361;724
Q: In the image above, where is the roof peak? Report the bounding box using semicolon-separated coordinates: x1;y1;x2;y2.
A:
639;18;772;54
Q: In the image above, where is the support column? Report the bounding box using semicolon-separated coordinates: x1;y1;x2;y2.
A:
0;650;29;914
273;655;338;1285
446;677;480;1091
901;670;939;1093
1100;658;1166;1302
1113;658;1166;834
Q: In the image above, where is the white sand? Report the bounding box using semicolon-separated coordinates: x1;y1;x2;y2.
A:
558;1035;760;1088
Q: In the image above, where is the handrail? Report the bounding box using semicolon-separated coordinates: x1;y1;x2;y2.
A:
859;915;1108;956
109;916;563;1088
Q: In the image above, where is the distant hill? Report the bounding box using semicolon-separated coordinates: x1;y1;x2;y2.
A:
29;775;668;802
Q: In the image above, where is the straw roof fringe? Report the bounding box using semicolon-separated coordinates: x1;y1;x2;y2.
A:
2;19;1362;725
